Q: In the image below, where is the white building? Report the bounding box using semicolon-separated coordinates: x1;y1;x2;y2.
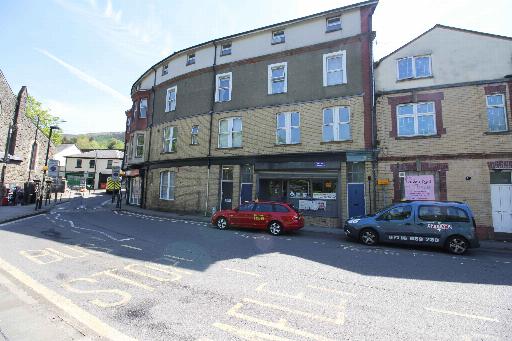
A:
54;144;81;177
65;150;124;189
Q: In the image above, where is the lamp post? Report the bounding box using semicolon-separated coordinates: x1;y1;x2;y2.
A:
36;125;60;210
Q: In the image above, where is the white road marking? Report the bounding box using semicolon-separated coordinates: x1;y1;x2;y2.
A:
224;268;262;277
163;255;194;262
121;245;142;251
425;307;499;322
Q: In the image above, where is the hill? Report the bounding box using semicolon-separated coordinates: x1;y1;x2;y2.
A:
62;132;124;150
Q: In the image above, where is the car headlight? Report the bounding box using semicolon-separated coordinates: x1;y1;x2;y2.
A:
348;219;360;224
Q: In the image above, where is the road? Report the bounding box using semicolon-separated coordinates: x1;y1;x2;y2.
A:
0;193;511;340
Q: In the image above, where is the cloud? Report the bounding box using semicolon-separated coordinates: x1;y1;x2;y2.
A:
36;48;131;106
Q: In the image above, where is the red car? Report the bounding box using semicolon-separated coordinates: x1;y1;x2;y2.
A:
211;201;304;235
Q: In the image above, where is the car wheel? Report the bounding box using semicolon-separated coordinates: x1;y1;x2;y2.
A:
359;228;378;246
446;235;468;255
268;221;283;236
216;217;228;230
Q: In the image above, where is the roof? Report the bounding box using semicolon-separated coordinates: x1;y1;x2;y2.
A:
377;24;512;64
132;0;378;91
56;144;79;153
66;150;124;159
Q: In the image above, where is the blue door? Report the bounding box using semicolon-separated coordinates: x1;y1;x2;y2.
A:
240;183;253;204
348;183;365;218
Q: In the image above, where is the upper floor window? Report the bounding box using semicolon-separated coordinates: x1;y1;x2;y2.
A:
76;159;82;168
160;171;175;200
166;86;177;112
135;134;144;158
397;102;436;137
486;94;508;132
397;55;432;80
186;53;195;66
162;126;177;153
268;62;287;95
126;117;131;128
323;50;347;86
220;43;232;56
191;125;199;145
326;16;341;32
89;160;95;169
215;72;232;102
218;117;242;148
276;112;300;145
271;30;285;44
323;106;351;142
162;64;169;76
107;160;113;169
139;98;147;118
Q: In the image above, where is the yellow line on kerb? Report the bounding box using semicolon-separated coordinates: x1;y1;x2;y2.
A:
0;257;136;341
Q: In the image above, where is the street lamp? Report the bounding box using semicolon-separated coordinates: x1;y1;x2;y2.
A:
36;125;60;210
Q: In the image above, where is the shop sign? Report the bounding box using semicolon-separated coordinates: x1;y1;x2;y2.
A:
377;179;390;185
314;162;326;168
299;200;326;211
312;193;336;200
404;175;435;200
125;169;140;177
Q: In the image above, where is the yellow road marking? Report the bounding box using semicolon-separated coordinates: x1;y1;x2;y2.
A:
213;322;295;341
307;285;356;297
124;264;182;282
425;307;499;322
0;256;136;341
224;267;262;277
92;269;154;291
62;278;132;308
256;283;344;308
20;249;64;265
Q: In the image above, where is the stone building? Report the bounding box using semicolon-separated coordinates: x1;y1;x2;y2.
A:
374;25;512;239
0;69;53;193
124;1;379;227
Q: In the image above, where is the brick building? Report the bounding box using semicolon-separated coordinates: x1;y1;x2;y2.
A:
124;1;379;227
374;25;512;239
0;69;53;193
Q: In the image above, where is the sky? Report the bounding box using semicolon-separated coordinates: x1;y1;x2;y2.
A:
0;0;511;135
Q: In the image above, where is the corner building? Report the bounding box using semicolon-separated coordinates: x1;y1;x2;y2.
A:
125;1;378;228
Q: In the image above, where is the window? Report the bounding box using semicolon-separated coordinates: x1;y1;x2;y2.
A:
379;206;412;221
268;62;287;94
162;126;177;153
126;117;131;128
191;125;199;145
220;43;232;56
165;86;177;112
89;160;95;168
323;106;350;141
326;16;341;32
107;160;113;169
445;207;470;223
347;162;365;183
276;112;300;145
241;164;253;183
215;72;232;102
218;117;242;148
490;171;512;184
238;203;254;212
135;134;144;158
397;102;436;137
273;204;290;213
271;30;285;44
397;56;432;80
222;166;234;180
418;206;469;223
323;51;346;86
76;159;82;168
159;171;175;200
162;64;168;76
486;94;508;132
186;53;195;65
255;203;273;212
139;98;147;118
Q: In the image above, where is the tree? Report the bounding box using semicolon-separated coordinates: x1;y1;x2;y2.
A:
107;138;124;150
25;95;63;145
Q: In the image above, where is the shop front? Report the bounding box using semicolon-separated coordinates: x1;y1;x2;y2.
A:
126;169;143;206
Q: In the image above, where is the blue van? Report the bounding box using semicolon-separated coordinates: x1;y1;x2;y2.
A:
344;201;480;254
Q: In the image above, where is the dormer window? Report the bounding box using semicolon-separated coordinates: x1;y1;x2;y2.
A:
162;64;168;76
220;43;232;56
186;53;196;66
271;30;285;45
397;55;432;80
326;16;341;32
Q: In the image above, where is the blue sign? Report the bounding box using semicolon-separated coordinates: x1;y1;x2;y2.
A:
314;162;326;168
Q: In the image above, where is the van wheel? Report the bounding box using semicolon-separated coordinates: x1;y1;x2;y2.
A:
268;221;283;236
360;229;378;246
446;236;468;255
216;217;228;230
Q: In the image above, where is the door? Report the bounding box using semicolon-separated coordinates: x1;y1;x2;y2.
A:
231;203;255;227
221;182;233;210
253;203;274;229
348;183;365;218
240;183;253;204
376;205;414;244
491;185;512;233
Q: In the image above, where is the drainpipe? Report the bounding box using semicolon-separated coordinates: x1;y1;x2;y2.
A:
205;42;218;216
142;67;157;209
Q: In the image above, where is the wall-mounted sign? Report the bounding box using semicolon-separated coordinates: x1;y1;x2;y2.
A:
312;193;336;200
377;179;390;185
299;200;326;211
314;162;326;168
404;175;435;200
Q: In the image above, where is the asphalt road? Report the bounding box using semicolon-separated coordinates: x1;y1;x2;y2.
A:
0;193;511;340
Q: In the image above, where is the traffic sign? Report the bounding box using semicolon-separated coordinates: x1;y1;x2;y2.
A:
112;166;121;181
48;159;59;178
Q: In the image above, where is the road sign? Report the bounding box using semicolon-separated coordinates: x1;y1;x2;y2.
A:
112;166;121;181
48;159;59;178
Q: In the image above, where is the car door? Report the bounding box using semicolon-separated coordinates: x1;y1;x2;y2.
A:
375;205;414;244
230;203;255;227
253;203;274;230
414;205;446;246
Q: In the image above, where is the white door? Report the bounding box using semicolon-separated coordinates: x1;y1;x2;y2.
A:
491;185;512;233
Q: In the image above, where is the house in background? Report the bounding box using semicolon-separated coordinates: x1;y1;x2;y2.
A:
65;150;123;189
54;144;81;177
374;25;512;240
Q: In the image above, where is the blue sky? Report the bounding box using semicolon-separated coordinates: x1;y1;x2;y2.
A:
1;0;511;134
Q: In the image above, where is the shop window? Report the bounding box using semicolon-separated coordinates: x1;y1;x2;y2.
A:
347;162;365;183
241;165;253;183
222;166;234;181
490;171;512;184
312;180;337;199
288;179;310;199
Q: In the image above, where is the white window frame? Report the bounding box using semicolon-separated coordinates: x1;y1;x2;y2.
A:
215;72;232;102
186;53;195;65
191;125;199;145
272;30;285;44
135;133;144;158
276;112;300;145
165;86;177;112
396;102;437;137
162;126;177;153
218;117;242;148
323;50;347;86
159;171;175;200
486;94;508;132
220;43;232;56
139;98;147;118
326;16;341;32
267;62;287;95
396;55;432;80
322;106;351;142
162;64;168;76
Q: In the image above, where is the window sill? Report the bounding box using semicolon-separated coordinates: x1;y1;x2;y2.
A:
268;92;286;96
484;130;511;135
159;198;175;201
160;151;177;154
216;147;243;150
325;27;342;33
396;75;433;82
215;99;231;103
320;140;352;144
189;144;200;146
395;134;441;140
323;82;347;87
274;143;301;147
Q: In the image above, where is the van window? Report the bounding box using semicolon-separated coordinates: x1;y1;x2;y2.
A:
418;206;444;221
380;206;411;220
418;205;469;222
445;207;470;222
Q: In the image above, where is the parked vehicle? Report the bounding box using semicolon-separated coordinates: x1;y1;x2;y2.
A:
344;201;480;254
211;201;304;235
